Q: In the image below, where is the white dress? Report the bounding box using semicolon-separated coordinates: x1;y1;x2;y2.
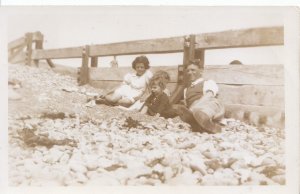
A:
114;70;153;103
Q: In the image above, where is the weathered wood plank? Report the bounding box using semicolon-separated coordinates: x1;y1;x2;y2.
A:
33;32;44;66
89;26;283;57
32;31;43;42
196;26;284;49
25;33;33;66
79;46;90;85
29;26;283;60
218;84;284;109
8;37;26;50
89;80;177;92
89;79;284;108
203;65;284;86
8;44;26;62
89;66;179;83
89;37;185;57
9;52;26;64
225;104;284;128
89;64;284;86
32;47;83;59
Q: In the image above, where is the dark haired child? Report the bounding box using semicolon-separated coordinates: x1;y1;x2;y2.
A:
141;77;178;118
149;70;171;97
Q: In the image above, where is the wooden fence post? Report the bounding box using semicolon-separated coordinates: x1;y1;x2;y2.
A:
170;35;194;104
195;49;205;79
195;49;205;68
25;33;33;66
79;45;90;85
188;34;196;63
33;31;43;66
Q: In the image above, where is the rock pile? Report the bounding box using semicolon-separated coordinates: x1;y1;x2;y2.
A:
8;64;285;186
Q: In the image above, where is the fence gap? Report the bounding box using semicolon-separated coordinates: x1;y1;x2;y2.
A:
91;56;98;67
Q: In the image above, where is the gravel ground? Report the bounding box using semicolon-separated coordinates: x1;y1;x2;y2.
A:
8;64;285;186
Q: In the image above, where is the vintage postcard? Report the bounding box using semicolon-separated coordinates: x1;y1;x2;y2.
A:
1;5;299;194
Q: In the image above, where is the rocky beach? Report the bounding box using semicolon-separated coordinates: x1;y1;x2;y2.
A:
8;64;285;186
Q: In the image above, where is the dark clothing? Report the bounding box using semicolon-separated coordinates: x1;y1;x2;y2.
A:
145;92;178;118
185;80;204;108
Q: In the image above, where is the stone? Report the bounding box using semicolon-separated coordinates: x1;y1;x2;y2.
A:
86;160;99;171
86;174;120;185
165;170;199;185
261;157;277;166
163;166;174;180
271;175;285;185
231;159;248;170
46;147;65;163
76;173;88;184
86;171;99;179
235;169;252;184
202;168;239;185
59;153;70;164
8;88;22;100
219;141;235;150
69;161;88;174
186;153;207;176
202;150;218;159
205;159;221;171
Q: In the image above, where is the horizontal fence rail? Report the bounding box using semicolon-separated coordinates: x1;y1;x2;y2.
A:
30;26;284;60
8;37;26;51
32;47;83;59
89;65;284;86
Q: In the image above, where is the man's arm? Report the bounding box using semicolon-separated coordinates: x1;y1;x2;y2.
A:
203;80;219;97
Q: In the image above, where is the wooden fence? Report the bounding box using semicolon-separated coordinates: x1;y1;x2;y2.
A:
8;26;285;128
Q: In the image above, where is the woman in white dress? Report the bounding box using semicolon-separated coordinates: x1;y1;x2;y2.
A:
96;55;153;107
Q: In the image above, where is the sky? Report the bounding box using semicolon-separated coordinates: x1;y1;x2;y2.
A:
6;6;286;67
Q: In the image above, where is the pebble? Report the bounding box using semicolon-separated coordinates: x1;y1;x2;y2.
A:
86;174;120;185
8;88;22;100
261;157;277;166
271;175;285;185
69;160;88;174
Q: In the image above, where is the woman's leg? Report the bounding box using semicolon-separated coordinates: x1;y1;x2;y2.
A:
105;92;122;103
95;92;121;106
117;98;133;108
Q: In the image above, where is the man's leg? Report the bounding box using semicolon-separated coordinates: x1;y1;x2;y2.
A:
173;104;204;132
193;110;221;133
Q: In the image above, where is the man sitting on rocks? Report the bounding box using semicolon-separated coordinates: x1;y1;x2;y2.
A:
175;62;225;133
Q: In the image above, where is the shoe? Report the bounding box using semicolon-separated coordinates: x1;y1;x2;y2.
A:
194;111;222;134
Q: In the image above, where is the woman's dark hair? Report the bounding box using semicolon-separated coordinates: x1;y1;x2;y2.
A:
132;55;150;70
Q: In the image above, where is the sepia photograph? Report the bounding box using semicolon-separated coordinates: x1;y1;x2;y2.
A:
1;5;299;194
